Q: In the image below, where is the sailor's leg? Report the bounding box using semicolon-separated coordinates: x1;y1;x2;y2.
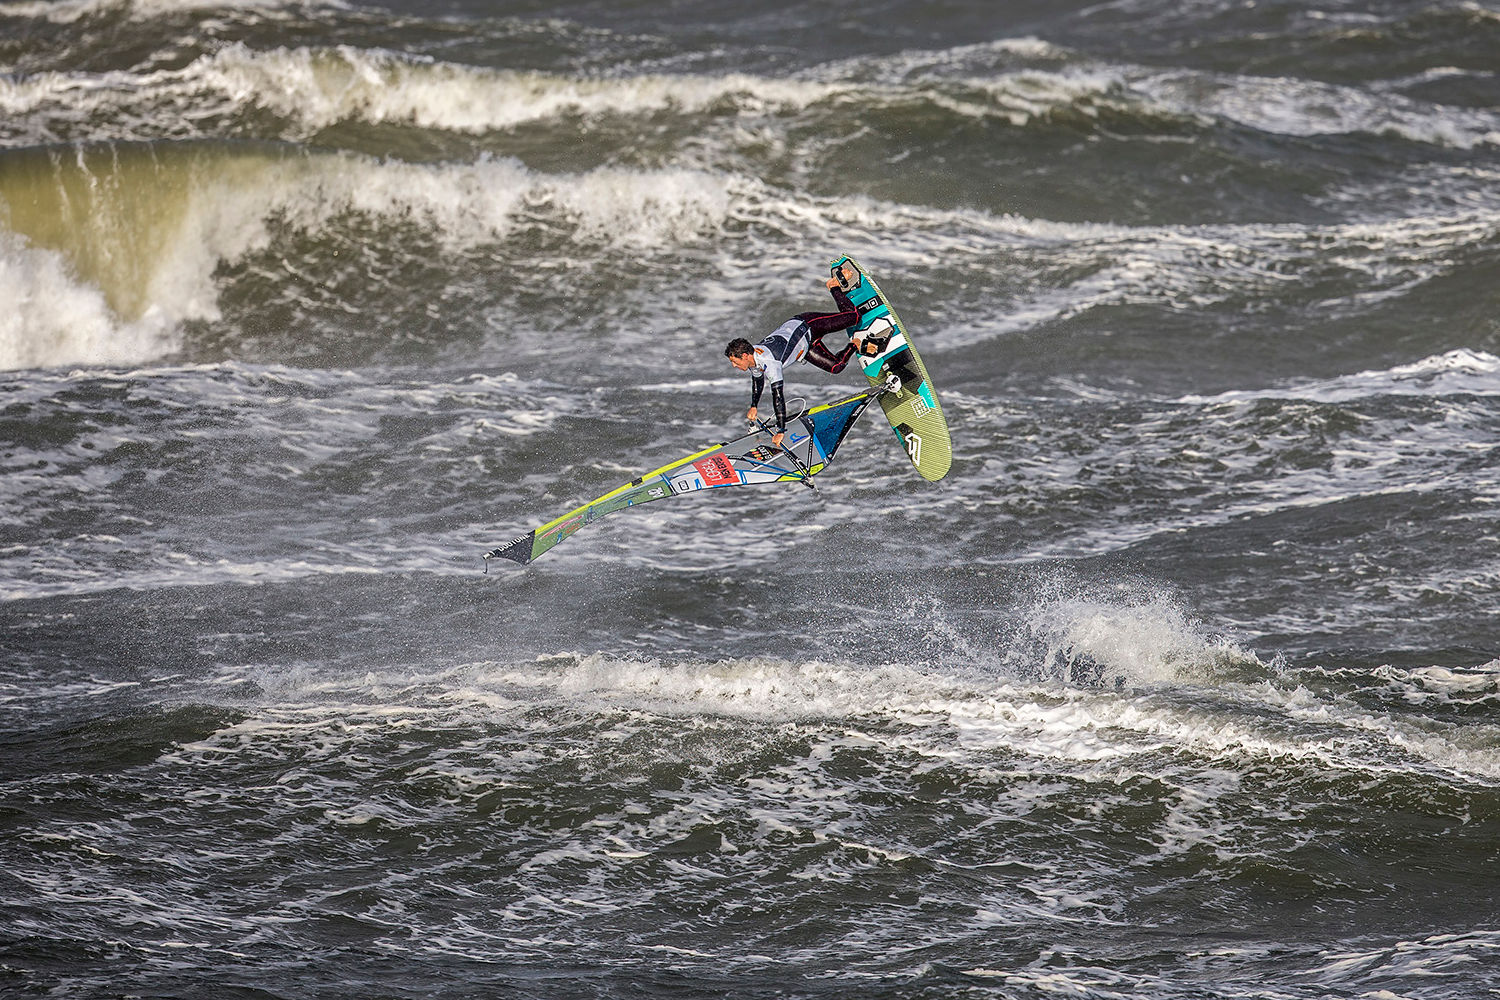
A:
806;337;857;374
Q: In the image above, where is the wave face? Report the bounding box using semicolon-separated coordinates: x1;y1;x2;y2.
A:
5;2;1500;999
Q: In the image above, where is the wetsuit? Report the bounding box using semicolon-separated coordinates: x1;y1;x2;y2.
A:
746;286;859;434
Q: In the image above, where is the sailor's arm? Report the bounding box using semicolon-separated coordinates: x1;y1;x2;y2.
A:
769;381;788;446
747;371;764;423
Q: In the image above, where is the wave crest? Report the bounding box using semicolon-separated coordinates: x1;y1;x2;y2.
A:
0;142;738;369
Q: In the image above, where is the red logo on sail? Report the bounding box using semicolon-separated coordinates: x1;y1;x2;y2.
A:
694;453;737;486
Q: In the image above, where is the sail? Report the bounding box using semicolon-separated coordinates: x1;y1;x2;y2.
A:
485;388;881;567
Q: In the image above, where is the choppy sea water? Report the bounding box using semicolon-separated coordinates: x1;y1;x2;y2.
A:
4;1;1500;997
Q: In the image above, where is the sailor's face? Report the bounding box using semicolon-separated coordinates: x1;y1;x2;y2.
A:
729;354;754;371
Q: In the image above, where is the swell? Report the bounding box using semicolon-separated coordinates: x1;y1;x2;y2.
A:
7;37;1497;156
6;644;1497;982
2;136;1495;373
0;140;747;369
4;11;1497;374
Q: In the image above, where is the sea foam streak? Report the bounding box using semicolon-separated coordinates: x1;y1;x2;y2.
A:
1178;349;1500;405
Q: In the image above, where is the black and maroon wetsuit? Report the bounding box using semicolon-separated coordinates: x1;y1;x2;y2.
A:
746;286;860;433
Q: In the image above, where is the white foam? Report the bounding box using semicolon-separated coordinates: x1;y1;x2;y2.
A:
1313;930;1500;985
1;47;842;148
1023;588;1246;687
0;0;323;23
445;637;1500;786
1179;349;1500;406
0;231;176;369
846;35;1500;151
951;67;1139;127
545;168;735;247
1370;661;1500;700
1139;68;1500;149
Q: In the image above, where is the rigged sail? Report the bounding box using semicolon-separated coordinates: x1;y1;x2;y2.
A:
485;388;882;567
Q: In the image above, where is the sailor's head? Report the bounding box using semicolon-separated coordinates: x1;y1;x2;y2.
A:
725;338;755;370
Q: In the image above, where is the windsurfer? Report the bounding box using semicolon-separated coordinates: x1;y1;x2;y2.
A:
725;277;860;447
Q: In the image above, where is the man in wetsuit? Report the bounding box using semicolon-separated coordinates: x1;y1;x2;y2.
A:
724;277;859;447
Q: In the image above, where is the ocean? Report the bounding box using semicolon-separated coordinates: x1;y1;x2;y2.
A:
3;0;1500;997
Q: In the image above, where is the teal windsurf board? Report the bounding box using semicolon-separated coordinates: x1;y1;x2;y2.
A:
829;254;952;482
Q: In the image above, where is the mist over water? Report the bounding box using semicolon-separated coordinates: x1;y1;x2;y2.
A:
4;1;1500;998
